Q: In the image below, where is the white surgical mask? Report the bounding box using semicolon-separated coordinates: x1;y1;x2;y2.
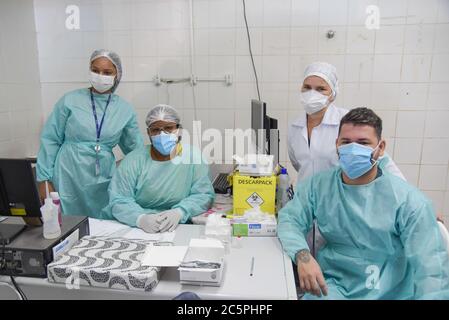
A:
300;89;330;115
89;71;115;93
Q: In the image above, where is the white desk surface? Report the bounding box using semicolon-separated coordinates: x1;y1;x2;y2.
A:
0;224;297;300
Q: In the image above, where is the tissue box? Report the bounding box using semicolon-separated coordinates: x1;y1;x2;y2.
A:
232;173;277;215
232;218;277;237
47;236;159;292
235;154;274;176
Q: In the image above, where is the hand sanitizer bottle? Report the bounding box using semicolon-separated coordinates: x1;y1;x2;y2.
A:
41;182;61;239
50;192;62;226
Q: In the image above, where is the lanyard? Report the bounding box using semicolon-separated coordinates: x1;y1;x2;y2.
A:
90;89;112;145
90;89;112;176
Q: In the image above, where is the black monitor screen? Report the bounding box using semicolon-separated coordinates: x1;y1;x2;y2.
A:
0;159;41;218
251;99;267;153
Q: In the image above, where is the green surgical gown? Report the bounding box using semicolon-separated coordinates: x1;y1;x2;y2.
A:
102;144;215;226
36;88;144;218
278;167;449;300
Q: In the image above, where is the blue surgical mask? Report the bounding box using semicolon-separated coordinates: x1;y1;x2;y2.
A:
338;142;380;179
151;131;178;156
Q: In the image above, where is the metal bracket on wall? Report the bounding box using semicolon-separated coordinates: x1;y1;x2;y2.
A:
153;74;233;86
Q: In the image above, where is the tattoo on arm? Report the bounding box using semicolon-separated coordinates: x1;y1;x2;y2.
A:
296;249;311;264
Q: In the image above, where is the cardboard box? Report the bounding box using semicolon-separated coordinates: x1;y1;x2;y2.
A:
178;246;224;286
141;238;225;287
232;218;277;237
232;173;277;215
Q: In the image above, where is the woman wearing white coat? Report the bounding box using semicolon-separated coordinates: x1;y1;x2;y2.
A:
288;62;405;184
287;62;406;258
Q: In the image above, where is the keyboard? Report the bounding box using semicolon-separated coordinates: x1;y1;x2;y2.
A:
213;173;231;194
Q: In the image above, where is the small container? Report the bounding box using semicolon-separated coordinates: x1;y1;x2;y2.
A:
231;235;243;249
50;192;62;226
41;198;61;239
276;167;290;212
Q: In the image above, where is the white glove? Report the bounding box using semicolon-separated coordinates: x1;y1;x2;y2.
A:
136;214;161;233
156;209;183;232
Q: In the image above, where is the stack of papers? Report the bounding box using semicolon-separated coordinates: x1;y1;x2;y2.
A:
88;218;176;242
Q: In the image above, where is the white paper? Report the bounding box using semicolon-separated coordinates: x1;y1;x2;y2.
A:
88;218;131;237
89;218;176;242
141;245;188;267
122;227;176;243
189;238;224;248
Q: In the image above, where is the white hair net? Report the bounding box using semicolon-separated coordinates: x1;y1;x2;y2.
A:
303;62;339;98
146;104;181;127
90;49;122;92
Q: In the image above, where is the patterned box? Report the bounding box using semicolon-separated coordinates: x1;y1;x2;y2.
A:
47;236;160;292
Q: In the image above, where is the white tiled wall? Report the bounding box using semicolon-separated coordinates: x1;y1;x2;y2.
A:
30;0;449;218
0;0;43;158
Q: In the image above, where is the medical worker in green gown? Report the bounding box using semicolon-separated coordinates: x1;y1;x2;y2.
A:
36;49;144;218
278;107;449;300
103;104;215;233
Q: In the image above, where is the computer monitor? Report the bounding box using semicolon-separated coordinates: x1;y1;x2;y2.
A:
0;159;42;244
251;99;280;165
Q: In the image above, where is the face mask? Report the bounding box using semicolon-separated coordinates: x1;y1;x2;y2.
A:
151;131;179;156
300;89;330;115
338;142;380;180
89;71;115;93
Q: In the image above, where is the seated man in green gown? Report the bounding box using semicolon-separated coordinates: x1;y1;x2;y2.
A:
278;107;449;300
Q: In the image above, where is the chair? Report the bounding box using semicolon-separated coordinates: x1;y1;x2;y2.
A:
438;222;449;256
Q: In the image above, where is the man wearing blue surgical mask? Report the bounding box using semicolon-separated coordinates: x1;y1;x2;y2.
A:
336;114;385;183
278;107;449;300
102;104;215;233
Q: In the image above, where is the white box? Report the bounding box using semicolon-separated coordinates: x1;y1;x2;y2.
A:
178;246;225;286
232;220;277;237
234;154;274;176
140;238;226;286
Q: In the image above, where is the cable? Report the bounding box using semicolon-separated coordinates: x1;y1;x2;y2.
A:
0;231;27;300
9;276;26;300
242;0;261;101
1;241;6;271
188;0;198;121
165;83;170;105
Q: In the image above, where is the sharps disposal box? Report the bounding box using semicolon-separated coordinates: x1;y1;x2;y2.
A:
232;172;276;215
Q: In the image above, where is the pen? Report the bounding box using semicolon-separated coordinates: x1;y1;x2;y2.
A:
250;256;255;276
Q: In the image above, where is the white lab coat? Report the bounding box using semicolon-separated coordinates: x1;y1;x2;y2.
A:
287;103;405;185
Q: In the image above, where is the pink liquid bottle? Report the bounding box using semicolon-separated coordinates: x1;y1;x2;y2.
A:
50;192;62;226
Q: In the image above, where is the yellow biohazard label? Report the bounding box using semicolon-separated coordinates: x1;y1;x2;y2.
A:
10;208;27;216
232;173;277;215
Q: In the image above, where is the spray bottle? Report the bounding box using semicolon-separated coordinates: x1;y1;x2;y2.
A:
276;167;290;212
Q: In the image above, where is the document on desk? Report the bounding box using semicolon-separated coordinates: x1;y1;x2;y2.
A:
122;228;176;243
141;245;188;267
88;218;176;242
88;218;131;236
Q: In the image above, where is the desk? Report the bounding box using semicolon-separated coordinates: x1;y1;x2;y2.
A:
0;224;297;300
